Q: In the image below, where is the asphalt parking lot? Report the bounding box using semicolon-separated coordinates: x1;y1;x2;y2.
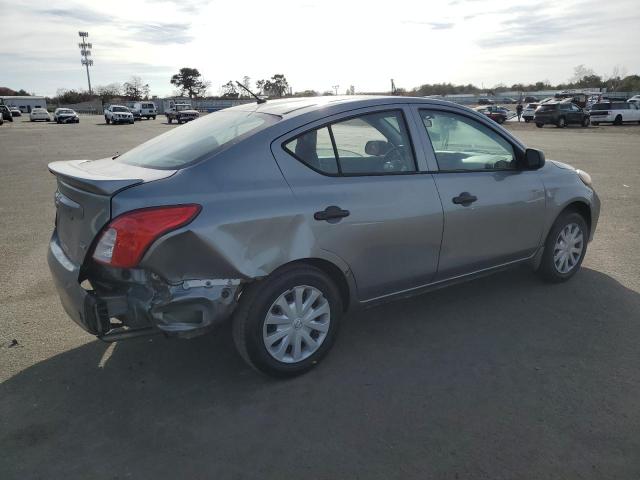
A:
1;114;639;479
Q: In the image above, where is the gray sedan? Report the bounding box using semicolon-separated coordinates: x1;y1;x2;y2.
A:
47;96;600;377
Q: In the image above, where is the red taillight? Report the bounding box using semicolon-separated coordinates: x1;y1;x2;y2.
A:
93;204;201;268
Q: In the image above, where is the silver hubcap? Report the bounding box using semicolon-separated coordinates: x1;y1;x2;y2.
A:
553;223;584;274
262;285;330;364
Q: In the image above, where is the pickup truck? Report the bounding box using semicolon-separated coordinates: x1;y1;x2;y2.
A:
165;103;199;124
590;102;640;125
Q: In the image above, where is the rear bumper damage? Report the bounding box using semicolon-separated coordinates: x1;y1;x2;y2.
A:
48;232;241;341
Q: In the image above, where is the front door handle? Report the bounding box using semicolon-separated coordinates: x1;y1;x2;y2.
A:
314;206;350;222
452;192;478;206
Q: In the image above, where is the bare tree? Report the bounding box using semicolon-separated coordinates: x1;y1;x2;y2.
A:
570;65;596;83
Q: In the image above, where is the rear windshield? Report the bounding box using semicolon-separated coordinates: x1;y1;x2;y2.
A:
115;110;279;169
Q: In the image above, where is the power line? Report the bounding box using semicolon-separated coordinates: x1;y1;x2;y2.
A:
78;31;94;95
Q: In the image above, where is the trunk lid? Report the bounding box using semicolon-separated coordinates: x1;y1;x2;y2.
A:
49;158;175;265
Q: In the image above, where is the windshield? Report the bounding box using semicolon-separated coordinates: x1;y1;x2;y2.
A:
115;110;279;169
58;109;73;114
176;105;192;111
112;106;129;112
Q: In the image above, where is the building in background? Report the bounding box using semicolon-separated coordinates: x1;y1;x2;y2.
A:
0;96;47;113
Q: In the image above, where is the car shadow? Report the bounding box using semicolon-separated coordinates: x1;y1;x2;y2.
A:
2;267;640;478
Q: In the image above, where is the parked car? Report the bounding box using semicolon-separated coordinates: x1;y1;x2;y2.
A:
501;97;518;104
0;113;3;125
0;104;13;122
104;105;134;125
522;103;539;122
30;108;51;122
47;96;600;377
165;103;199;124
130;101;157;120
477;98;494;105
53;108;80;124
534;102;590;128
589;102;640;125
475;105;512;124
627;95;640;107
10;107;22;117
523;96;539;103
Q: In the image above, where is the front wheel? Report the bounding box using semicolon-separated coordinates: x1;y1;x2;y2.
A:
536;123;544;128
592;121;599;126
537;211;588;283
167;117;172;124
524;118;530;123
557;117;566;128
232;265;342;377
582;117;590;127
105;117;111;124
614;115;623;125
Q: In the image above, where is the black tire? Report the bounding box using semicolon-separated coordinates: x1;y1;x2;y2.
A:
592;121;599;126
232;264;343;377
536;123;544;128
614;115;622;126
497;117;505;124
524;118;530;123
537;211;588;283
56;119;61;124
152;116;156;120
556;117;566;128
167;117;172;124
105;117;111;124
582;117;590;127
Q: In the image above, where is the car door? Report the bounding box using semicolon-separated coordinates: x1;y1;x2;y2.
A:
271;106;444;301
413;107;546;280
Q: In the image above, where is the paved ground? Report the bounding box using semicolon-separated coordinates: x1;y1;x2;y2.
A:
1;115;639;479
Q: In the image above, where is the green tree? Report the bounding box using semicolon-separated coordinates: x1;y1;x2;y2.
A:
221;80;239;98
170;68;210;98
123;76;150;100
256;74;290;97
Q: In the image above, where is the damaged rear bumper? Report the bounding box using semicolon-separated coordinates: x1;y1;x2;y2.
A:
47;232;241;341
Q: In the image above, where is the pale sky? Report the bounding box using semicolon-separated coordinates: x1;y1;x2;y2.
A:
1;0;639;97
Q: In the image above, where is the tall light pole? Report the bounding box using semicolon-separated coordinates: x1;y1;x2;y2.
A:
332;84;339;95
78;31;93;94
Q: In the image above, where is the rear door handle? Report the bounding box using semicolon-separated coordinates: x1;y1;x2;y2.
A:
314;206;350;222
452;192;478;206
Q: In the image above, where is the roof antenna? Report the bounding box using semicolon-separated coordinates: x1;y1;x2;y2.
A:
236;81;266;104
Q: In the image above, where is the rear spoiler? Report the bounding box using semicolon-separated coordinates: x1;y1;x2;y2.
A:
48;159;175;196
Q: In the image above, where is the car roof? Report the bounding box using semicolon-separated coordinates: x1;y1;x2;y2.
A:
231;95;474;118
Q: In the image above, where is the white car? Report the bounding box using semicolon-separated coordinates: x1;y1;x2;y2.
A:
104;105;134;124
30;108;51;122
53;108;80;124
522;103;539;122
589;102;640;125
627;95;640;107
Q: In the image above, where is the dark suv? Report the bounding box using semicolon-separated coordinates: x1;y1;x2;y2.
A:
0;104;13;122
534;102;590;128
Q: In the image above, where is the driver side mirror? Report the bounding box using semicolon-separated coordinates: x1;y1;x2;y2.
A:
524;148;545;170
364;140;391;156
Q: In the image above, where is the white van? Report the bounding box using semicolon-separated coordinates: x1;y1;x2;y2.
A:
131;102;157;120
590;102;640;125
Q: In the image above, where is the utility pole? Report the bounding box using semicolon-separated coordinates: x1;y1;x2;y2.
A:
332;84;339;95
391;79;396;95
78;31;94;94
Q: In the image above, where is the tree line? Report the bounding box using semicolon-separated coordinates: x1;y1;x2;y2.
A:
4;64;638;106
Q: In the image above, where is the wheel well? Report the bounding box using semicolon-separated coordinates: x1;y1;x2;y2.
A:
278;258;351;311
562;201;591;232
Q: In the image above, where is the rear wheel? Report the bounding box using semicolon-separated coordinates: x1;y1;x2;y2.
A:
537;211;588;283
232;265;342;377
582;117;590;127
614;115;623;125
536;123;544;128
524;118;530;123
592;121;599;126
556;117;566;128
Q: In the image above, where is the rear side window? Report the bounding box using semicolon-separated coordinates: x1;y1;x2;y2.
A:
116;110;279;169
612;103;628;110
538;104;557;112
284;110;416;176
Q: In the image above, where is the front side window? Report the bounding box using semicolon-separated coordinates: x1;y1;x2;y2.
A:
284;110;416;175
419;110;515;171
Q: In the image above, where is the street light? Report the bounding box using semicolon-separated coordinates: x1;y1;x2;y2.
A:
78;31;93;94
